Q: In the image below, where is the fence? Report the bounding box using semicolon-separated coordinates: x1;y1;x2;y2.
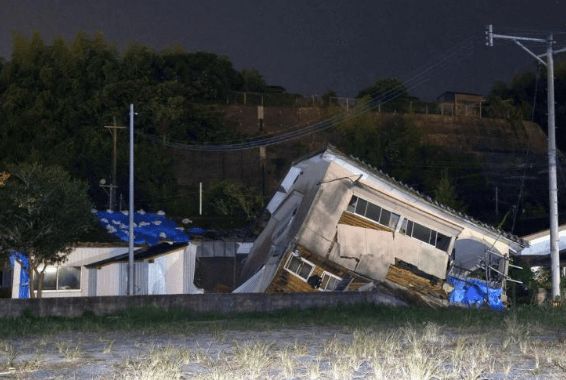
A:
223;91;359;109
220;92;455;116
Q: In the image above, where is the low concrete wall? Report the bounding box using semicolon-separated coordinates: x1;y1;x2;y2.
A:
0;291;403;318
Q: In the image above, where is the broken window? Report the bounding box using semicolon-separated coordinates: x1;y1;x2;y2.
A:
320;271;342;291
347;196;400;229
400;219;452;252
284;255;315;280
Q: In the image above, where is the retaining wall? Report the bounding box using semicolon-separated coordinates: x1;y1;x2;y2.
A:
0;291;404;318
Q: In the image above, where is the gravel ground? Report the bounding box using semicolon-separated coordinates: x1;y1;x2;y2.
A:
1;319;566;379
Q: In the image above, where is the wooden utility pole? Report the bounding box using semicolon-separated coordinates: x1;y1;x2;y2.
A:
104;120;126;211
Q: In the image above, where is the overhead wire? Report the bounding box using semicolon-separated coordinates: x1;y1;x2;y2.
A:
509;63;542;233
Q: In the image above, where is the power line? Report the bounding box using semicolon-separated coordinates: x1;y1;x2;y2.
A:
138;35;476;152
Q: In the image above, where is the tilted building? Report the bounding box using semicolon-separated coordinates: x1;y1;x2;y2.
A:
235;146;525;306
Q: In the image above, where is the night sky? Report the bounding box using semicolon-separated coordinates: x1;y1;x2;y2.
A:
1;0;566;100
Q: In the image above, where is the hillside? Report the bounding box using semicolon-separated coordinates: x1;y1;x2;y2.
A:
170;106;556;235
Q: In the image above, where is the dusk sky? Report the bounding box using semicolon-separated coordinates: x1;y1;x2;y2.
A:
1;0;566;100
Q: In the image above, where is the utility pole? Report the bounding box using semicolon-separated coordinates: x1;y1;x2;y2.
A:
104;119;126;211
258;103;266;199
486;25;565;301
495;186;499;217
128;104;135;296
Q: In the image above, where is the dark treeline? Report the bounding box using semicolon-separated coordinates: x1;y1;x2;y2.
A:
486;59;566;151
0;32;277;217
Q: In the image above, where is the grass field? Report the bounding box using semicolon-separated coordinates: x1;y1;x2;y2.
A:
1;304;566;379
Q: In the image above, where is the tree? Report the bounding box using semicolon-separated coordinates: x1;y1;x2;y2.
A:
239;68;267;93
433;171;465;211
321;90;338;107
337;110;422;182
207;181;263;222
0;163;94;298
356;78;415;113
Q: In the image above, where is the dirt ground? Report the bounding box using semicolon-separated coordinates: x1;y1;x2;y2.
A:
1;318;566;379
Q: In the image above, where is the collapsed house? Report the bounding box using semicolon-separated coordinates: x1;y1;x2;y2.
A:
235;146;525;308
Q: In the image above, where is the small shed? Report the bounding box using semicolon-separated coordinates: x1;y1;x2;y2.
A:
86;242;202;296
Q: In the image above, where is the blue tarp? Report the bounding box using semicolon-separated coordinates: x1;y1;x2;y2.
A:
447;275;504;311
9;251;30;299
95;210;194;246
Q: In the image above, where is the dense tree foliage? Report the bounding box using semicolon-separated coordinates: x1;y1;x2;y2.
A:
0;163;93;298
239;68;267;93
207;180;264;224
335;109;497;219
356;78;417;113
433;171;466;212
0;33;260;212
486;60;566;150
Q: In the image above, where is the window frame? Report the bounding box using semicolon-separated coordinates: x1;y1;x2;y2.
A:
400;218;452;252
319;271;342;292
346;195;401;230
33;265;82;292
284;254;315;281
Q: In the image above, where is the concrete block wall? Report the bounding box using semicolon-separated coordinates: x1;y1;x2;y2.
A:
0;291;404;318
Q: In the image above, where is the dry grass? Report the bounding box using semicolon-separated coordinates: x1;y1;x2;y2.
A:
55;341;83;360
170;323;565;379
0;340;18;369
0;341;43;377
5;324;566;379
117;345;191;380
5;305;566;378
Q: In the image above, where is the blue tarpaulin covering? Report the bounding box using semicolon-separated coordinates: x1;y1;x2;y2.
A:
95;210;195;246
447;275;504;311
9;251;30;299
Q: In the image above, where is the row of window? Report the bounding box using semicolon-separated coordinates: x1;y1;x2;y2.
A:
400;219;451;251
347;195;452;252
347;196;400;229
32;266;81;291
284;254;341;291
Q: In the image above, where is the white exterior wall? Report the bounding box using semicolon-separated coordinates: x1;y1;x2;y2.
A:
96;263;124;296
10;244;205;298
239;155;330;281
10;246;128;299
148;247;185;295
